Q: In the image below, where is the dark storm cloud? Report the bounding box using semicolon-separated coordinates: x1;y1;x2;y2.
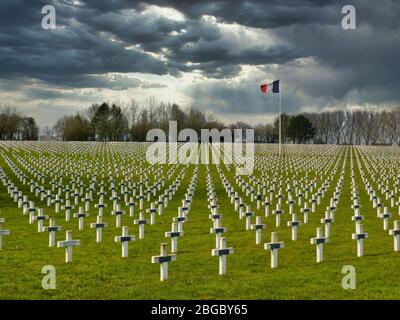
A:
80;0;340;28
0;0;179;82
21;74;165;91
0;0;307;82
0;0;399;120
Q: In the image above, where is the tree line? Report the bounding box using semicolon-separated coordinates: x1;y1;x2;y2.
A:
2;100;400;145
0;105;39;140
51;101;400;145
52;99;314;143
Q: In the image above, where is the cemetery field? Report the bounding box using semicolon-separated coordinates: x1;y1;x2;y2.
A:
1;142;400;300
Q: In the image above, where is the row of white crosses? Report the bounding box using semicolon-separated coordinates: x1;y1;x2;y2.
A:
2;141;340;268
2;142;178;231
206;166;234;275
0;157;82;262
152;166;198;281
307;147;347;263
233;147;345;234
354;146;400;253
217;165;285;268
217;145;348;264
350;148;369;257
2;141;400;276
227;144;342;231
0;142;199;266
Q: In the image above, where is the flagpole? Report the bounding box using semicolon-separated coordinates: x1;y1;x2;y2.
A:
279;80;282;156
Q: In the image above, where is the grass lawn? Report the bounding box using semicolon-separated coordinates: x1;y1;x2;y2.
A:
0;142;399;299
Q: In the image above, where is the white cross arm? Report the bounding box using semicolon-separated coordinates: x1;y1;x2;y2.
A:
151;255;176;264
310;237;328;245
57;240;80;247
33;215;49;221
250;224;266;230
352;233;368;240
74;213;89;218
264;242;284;250
115;235;135;242
211;248;234;256
165;231;184;238
134;219;148;225
44;226;62;232
210;227;227;234
90;223;108;228
287;221;301;227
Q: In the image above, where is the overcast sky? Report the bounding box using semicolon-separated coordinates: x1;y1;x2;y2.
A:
1;0;399;127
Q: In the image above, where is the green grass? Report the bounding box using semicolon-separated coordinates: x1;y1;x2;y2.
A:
0;143;400;299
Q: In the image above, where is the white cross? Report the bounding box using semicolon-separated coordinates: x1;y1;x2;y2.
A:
287;213;301;241
238;199;245;219
146;202;157;225
0;218;10;250
137;193;145;210
301;203;310;224
287;196;295;214
62;199;74;221
208;199;219;214
94;198;107;215
264;198;270;217
210;218;227;248
352;224;368;257
110;191;119;208
376;200;383;217
389;220;400;252
173;208;186;233
165;222;184;253
151;243;176;281
157;197;164;215
134;212;148;239
33;208;49;233
90;215;108;243
211;237;234;275
310;227;328;263
73;207;89;230
57;230;80;263
28;201;36;224
320;211;334;238
250;216;266;245
209;211;222;221
111;204;125;228
21;196;29;214
181;199;189;215
83;193;92;212
115;226;135;257
126;197;135;217
53;195;63;214
352;209;364;233
44;218;62;247
351;199;361;212
264;232;284;268
311;195;316;212
256;194;262;210
243;205;254;230
272;204;283;227
380;207;392;230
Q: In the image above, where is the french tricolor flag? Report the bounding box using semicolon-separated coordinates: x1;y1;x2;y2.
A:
260;80;280;93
